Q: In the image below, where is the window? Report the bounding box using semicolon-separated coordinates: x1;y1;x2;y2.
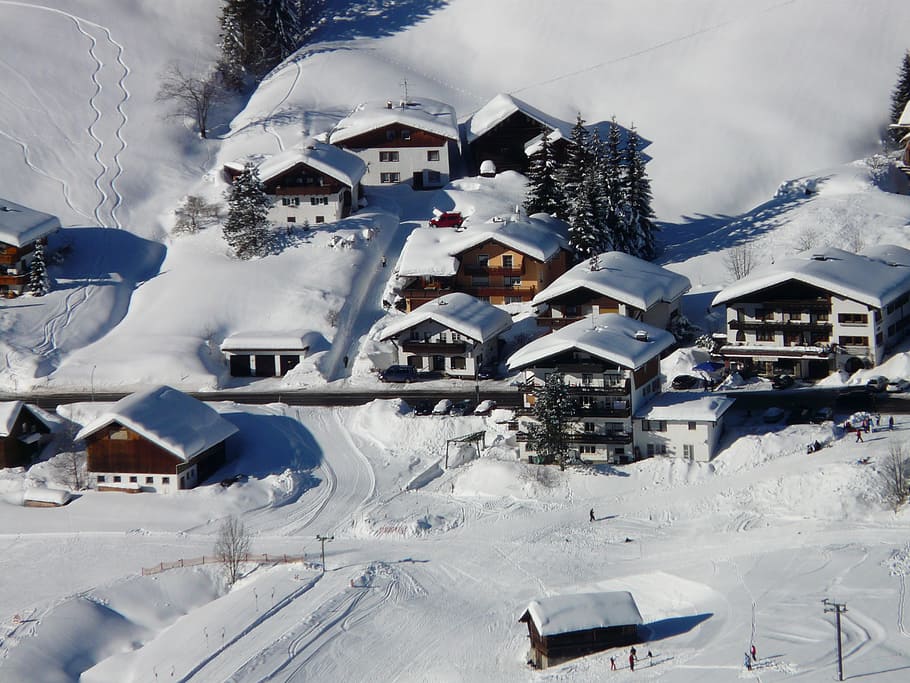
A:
755;309;773;321
451;356;466;370
401;129;411;140
287;216;296;223
582;373;593;385
683;444;695;459
472;275;489;286
129;476;138;483
756;330;775;342
839;335;869;346
784;311;802;321
427;150;440;162
838;313;868;325
642;420;666;432
380;172;400;184
386;130;395;140
614;447;625;456
502;255;514;269
816;311;829;321
379;151;399;162
505;276;522;287
478;254;489;267
315;216;325;224
162;477;170;485
505;296;523;304
145;476;154;484
310;196;329;206
282;197;300;206
111;428;129;440
580;445;596;454
688;421;697;430
647;444;655;456
97;475;106;483
584;422;595;433
113;475;122;483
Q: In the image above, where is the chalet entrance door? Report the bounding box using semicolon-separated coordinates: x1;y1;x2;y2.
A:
412;171;424;190
432;355;445;371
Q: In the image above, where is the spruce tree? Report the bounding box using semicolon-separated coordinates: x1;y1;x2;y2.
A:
559;114;592;206
218;0;258;88
27;240;49;296
567;173;602;259
524;128;561;217
223;163;272;259
526;373;574;469
890;50;910;147
624;125;658;260
602;118;632;254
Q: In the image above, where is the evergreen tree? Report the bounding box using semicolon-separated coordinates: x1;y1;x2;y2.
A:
218;0;259;88
623;125;658;260
525;373;574;469
559;114;592;205
223;163;272;259
524;128;561;216
602;118;632;254
567;172;602;259
890;50;910;147
27;240;49;296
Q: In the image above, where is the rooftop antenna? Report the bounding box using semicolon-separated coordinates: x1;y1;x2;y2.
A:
400;78;409;105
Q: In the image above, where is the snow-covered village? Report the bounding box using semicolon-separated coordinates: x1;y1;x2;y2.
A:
5;1;910;681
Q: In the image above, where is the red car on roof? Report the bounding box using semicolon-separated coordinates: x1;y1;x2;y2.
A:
429;211;464;228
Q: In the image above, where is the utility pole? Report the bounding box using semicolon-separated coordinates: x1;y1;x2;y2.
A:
822;598;847;681
316;534;333;574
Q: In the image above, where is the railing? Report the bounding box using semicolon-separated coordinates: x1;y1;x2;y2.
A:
0;273;26;286
514;380;630;396
472;285;536;298
401;340;467;354
462;266;524;277
513;404;630;418
401;287;454;299
515;431;632;445
141;553;308;576
729;320;832;332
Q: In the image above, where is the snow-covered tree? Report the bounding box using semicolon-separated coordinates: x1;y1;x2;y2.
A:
889;50;910;146
623;125;658;260
27;241;49;297
174;195;221;234
559;114;592;203
524;129;562;217
525;373;575;470
218;0;259;88
223;163;272;259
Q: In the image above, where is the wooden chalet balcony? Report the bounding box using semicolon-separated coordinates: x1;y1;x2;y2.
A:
513;403;631;418
746;299;830;312
0;273;26;287
401;340;467;354
515;380;630;396
515;431;632;445
402;285;454;298
729;320;832;333
0;248;25;266
272;185;340;197
472;285;536;298
462;266;524;277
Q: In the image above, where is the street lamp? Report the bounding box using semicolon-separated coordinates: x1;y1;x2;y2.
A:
90;365;96;402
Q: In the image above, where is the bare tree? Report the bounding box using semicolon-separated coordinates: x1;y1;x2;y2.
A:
50;450;86;490
174;195;222;234
724;243;755;281
215;515;251;586
794;228;819;252
156;63;224;139
882;442;910;512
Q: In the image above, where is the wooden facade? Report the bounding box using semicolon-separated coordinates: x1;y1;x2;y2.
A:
520;613;640;669
335;125;449;151
0;240;41;297
470;111;548;174
0;406;50;469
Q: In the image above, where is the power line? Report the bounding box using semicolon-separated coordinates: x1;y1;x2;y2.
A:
822;598;847;681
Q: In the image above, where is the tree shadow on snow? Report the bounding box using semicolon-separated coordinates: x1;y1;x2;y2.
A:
642;613;713;642
317;0;451;42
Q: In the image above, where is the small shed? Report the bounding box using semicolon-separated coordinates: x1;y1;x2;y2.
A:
221;331;318;377
0;401;53;468
519;591;643;669
23;487;71;507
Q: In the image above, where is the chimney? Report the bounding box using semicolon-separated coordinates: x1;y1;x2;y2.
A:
386;100;393;109
634;330;649;342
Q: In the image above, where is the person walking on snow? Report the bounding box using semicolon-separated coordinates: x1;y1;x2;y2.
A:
589;508;595;522
629;652;635;671
889;416;895;431
856;428;864;443
610;656;616;670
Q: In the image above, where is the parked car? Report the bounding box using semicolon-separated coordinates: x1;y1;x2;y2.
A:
379;365;419;383
811;406;834;423
787;405;812;424
886;378;910;393
671;374;701;390
432;399;454;415
771;374;795;390
429;211;464;228
476;364;497;380
412;401;433;416
866;375;888;392
474;399;497;416
449;399;474;416
762;406;787;423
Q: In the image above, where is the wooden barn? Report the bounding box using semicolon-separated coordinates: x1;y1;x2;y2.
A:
519;591;643;669
220;331;319;378
76;386;238;493
0;401;52;469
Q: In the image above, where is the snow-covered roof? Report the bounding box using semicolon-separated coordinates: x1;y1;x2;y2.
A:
635;393;735;422
397;214;569;278
220;331;319;353
24;487;71;505
0;198;61;248
75;386;238;462
533;251;691;309
329;98;458;144
896;100;910;128
712;245;910;309
465;93;571;144
378;293;512;343
520;591;643;637
507;313;676;371
0;401;25;437
255;141;366;189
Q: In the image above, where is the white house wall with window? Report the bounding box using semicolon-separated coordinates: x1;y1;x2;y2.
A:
377;292;512;378
327;97;459;189
506;314;676;464
633;394;735;463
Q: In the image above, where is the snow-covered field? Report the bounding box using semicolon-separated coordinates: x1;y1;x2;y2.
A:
3;0;910;680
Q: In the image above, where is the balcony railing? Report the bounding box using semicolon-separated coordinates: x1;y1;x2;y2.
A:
472;285;536;298
462;266;524;277
516;431;632;445
401;340;467;354
729;320;832;333
515;380;630;396
401;286;454;299
513;403;631;418
0;273;26;287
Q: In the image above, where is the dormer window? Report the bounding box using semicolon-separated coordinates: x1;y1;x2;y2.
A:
401;129;411;140
386;130;395;141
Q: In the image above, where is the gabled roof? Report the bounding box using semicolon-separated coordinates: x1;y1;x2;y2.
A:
0;401;26;437
894;100;910;128
533;251;691;310
397;214;569;278
379;293;512;343
520;591;643;637
75;386;238;462
255;141;366;189
711;245;910;309
329;98;458;144
0;198;61;248
465;93;572;144
507;313;675;371
635;393;735;422
221;330;320;353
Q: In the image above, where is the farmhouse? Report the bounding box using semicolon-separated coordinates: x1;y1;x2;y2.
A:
464;93;572;175
891;99;910;167
77;386;238;493
328;97;458;189
224;141;366;228
0;401;52;468
396;213;571;311
712;245;910;377
634;393;735;462
0;198;60;297
507;314;675;464
378;292;512;378
533;251;691;330
519;591;643;669
221;330;320;377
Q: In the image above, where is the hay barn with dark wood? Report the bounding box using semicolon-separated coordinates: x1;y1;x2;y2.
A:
0;401;52;469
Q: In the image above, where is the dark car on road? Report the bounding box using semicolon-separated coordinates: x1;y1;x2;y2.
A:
671;374;701;390
771;374;795;390
429;211;464;228
379;365;419;383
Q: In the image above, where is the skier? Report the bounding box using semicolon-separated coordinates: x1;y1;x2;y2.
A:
381;255;387;267
343;355;349;368
589;508;595;522
856;429;864;443
751;643;756;661
648;650;653;666
744;652;752;671
610;656;616;670
890;416;895;431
